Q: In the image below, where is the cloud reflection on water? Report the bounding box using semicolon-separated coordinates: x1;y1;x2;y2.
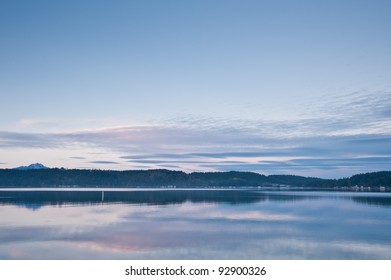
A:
0;190;390;259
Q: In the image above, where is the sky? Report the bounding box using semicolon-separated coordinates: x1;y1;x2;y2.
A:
1;0;390;178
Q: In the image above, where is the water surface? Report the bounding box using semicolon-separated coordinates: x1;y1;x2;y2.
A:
0;189;390;259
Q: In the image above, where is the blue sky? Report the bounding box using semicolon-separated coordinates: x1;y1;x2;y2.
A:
1;0;390;178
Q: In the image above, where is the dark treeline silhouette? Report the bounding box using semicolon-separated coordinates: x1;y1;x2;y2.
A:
0;168;390;188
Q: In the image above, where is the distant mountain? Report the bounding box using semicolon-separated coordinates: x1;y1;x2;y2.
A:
14;163;49;170
0;168;390;189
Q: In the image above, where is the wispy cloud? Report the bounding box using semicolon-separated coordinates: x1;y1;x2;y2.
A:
18;119;59;128
1;124;390;177
0;131;60;148
1;90;390;177
90;161;119;165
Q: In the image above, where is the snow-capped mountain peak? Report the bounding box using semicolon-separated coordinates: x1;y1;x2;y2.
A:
14;163;49;170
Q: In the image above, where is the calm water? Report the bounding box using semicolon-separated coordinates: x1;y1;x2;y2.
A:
0;188;390;259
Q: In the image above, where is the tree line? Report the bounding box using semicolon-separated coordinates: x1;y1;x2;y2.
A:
0;168;390;188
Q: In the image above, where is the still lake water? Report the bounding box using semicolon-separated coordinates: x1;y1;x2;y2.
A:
0;188;390;259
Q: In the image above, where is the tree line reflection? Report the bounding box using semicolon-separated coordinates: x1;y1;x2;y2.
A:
0;189;390;208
